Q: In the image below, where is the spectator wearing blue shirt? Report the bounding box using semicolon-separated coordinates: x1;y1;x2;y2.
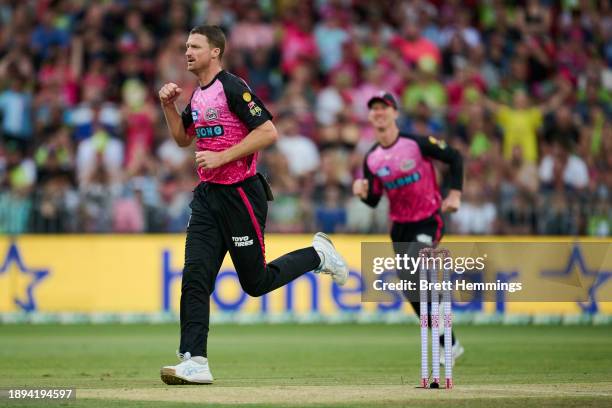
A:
30;11;70;60
0;75;33;152
314;12;349;73
315;185;347;233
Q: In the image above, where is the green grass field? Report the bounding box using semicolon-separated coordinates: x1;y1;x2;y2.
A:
0;323;611;407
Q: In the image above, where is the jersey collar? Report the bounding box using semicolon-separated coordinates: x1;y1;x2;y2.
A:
380;132;401;150
200;70;224;90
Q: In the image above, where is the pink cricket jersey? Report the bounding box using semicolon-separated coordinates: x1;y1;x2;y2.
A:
362;133;463;223
181;70;272;184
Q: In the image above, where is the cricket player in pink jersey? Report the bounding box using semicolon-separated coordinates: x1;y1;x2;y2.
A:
157;25;348;385
353;92;464;364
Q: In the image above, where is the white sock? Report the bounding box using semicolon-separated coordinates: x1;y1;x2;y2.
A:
191;356;207;365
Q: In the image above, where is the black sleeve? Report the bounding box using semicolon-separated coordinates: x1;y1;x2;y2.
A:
411;134;463;191
222;74;273;131
180;102;192;130
361;152;383;208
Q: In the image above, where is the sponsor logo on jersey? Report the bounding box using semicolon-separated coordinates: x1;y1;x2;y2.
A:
191;110;199;122
429;136;447;149
383;172;421;190
376;166;391;177
205;107;219;121
242;92;252;102
195;125;224;138
249;104;262;117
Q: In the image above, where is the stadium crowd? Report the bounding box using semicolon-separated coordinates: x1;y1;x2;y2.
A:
0;0;610;236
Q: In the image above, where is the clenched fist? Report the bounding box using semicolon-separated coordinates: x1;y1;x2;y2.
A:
158;83;183;107
352;179;369;199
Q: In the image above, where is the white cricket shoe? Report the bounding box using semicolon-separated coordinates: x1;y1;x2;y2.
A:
440;341;464;366
160;352;214;385
312;232;348;286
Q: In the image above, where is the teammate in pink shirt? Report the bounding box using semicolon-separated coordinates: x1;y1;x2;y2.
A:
158;25;348;385
353;92;464;363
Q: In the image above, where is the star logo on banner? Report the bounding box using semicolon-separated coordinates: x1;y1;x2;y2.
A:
0;242;49;312
541;244;612;314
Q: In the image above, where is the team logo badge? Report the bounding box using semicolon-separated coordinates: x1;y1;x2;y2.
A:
191;110;199;122
401;159;416;171
205;107;219;121
242;92;252;102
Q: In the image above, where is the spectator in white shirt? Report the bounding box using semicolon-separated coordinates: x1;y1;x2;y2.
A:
539;140;589;191
451;180;497;234
276;113;320;177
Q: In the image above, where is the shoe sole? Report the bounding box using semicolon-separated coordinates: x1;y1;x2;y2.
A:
160;368;213;385
314;232;349;285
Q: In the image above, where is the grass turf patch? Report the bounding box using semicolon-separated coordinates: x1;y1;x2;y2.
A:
0;324;611;407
